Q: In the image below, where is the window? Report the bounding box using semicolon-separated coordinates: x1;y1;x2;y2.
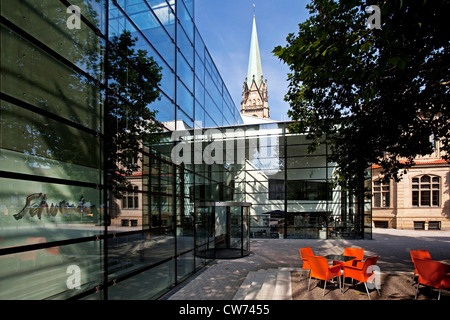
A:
428;221;441;230
412;175;440;207
268;179;284;200
122;186;139;209
373;180;390;208
414;221;425;230
374;221;389;228
268;179;332;201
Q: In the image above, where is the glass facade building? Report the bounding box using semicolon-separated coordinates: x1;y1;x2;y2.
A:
153;123;372;243
0;0;371;300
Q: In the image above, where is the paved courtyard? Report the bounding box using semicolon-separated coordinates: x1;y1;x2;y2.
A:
161;228;450;300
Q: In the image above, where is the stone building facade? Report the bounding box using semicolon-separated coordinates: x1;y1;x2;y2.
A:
372;141;450;230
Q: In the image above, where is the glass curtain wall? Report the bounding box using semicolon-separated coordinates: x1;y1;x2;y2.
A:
155;122;371;242
1;0;242;300
0;0;107;299
245;123;372;240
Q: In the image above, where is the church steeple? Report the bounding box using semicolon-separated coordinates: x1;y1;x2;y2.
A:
246;15;263;89
241;11;270;119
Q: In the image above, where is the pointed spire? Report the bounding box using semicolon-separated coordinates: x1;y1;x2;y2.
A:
246;14;263;89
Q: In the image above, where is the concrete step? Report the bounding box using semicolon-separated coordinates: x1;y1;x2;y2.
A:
233;267;296;300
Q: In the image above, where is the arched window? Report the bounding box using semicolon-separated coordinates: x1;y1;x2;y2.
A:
373;180;390;208
412;175;440;207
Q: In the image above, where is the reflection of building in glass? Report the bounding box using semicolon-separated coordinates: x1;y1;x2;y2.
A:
1;0;372;301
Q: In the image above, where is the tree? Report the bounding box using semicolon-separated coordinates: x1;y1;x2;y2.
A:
273;0;450;191
105;31;162;199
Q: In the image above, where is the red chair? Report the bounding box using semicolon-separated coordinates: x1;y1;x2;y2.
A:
308;255;342;296
299;247;314;280
333;247;364;267
343;256;380;299
410;250;432;278
414;258;450;300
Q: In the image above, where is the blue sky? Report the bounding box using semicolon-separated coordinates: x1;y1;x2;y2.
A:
194;0;311;121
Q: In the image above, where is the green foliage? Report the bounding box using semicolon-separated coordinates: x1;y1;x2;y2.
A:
274;0;450;191
105;31;162;197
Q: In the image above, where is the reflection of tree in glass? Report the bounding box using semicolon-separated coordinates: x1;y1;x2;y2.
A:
0;0;105;171
2;1;163;221
105;31;163;200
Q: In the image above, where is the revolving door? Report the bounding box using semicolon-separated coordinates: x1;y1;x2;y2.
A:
195;202;251;259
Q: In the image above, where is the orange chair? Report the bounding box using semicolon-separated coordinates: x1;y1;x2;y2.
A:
410;250;432;278
299;247;314;280
333;247;364;267
414;258;450;300
343;256;380;299
308;255;342;296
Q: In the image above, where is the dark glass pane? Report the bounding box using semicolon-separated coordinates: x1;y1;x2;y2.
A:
432;191;439;206
421;190;430;206
412;191;419;206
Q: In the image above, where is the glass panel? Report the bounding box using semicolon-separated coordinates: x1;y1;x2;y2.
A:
230;206;242;251
182;0;194;20
205;110;219;128
0;240;104;299
412;190;419;206
177;252;194;282
432;191;439;206
177;0;194;42
382;192;389;207
146;0;176;39
421;190;430;206
2;102;101;175
107;259;175;300
374;193;381;207
286;180;331;201
149;93;175;123
177;53;194;93
0;178;103;234
2;0;106;80
195;101;205;126
286;156;328;169
195;28;205;61
195;76;205;107
177;23;194;68
195;206;214;258
1;27;103;131
177;107;194;129
195;55;205;84
127;0;176;69
286;144;327;157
